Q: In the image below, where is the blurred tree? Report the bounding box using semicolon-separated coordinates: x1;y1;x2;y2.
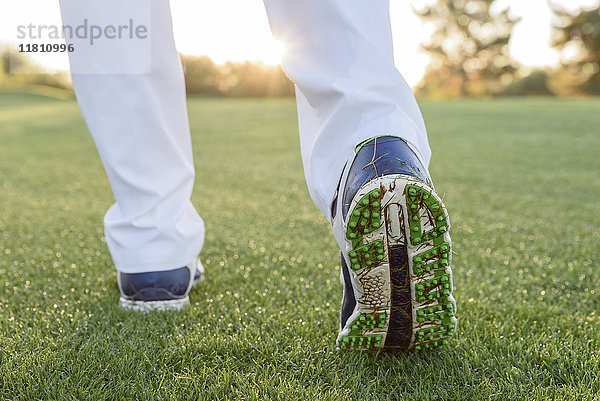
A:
180;55;294;97
0;47;293;97
0;48;72;91
551;2;600;95
219;61;294;97
503;70;554;96
546;65;584;97
180;55;222;96
1;48;33;76
415;0;519;97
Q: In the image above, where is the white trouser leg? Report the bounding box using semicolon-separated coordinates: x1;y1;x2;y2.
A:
263;0;431;219
59;0;204;273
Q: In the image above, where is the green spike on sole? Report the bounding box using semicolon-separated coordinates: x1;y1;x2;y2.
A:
346;188;384;249
414;272;451;304
404;183;455;350
339;313;387;350
348;240;384;271
344;188;386;271
405;184;449;246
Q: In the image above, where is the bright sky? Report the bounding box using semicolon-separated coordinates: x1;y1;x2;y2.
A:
1;0;598;86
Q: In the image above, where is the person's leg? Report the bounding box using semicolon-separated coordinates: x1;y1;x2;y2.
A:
263;0;456;351
59;0;204;308
263;0;430;220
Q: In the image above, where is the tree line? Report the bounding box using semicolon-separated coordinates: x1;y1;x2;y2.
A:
180;55;293;97
1;0;598;98
0;51;294;98
415;0;600;97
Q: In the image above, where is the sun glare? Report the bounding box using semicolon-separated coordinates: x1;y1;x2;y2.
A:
260;38;285;66
2;0;597;81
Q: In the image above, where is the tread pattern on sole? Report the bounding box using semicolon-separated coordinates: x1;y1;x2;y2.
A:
338;313;385;350
346;189;383;245
384;244;413;349
338;178;456;352
405;184;455;351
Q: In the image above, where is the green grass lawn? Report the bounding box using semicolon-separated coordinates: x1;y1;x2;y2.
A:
0;89;598;400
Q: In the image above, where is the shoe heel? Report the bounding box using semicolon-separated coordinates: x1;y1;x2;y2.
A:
338;177;457;351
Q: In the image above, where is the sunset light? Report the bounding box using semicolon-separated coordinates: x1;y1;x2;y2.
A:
1;0;598;86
